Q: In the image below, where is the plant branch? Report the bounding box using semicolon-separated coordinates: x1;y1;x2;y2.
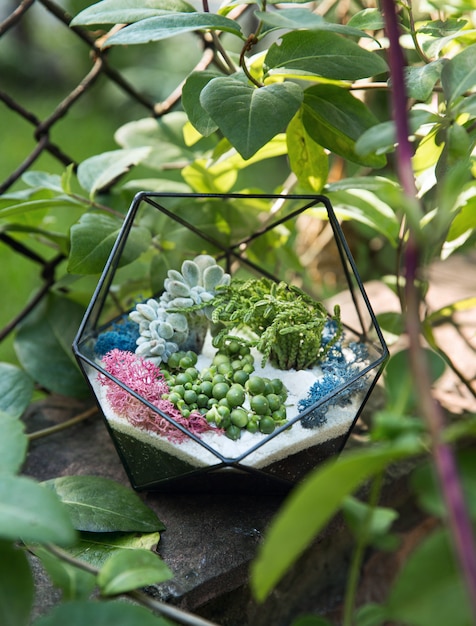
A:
240;34;264;88
43;543;98;575
425;329;476;401
129;590;220;626
211;31;237;74
403;0;432;64
0;233;49;266
67;193;125;218
381;0;476;619
0;0;35;35
42;544;220;626
342;472;384;626
201;0;237;74
27;407;98;441
154;46;216;116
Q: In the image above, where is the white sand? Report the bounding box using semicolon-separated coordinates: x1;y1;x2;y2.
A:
90;333;365;470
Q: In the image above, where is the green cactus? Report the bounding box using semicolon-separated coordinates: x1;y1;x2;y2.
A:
211;278;342;370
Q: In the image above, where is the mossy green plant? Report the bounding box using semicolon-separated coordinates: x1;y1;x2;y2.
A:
210;278;342;370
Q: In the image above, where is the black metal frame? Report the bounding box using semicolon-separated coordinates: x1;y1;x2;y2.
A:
73;192;389;493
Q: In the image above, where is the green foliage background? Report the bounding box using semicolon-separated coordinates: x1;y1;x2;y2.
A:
0;0;475;624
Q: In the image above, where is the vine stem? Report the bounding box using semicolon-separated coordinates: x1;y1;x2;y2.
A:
403;0;432;64
42;544;220;626
381;0;476;619
342;472;383;626
27;407;98;441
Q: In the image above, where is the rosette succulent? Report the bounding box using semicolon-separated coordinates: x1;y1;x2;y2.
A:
129;255;230;364
160;254;231;316
130;299;189;364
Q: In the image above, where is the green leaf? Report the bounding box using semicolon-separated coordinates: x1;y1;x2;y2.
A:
71;0;196;26
0;222;69;254
14;295;89;399
370;411;425;444
255;9;377;40
0;363;34;420
179;159;237;193
264;31;388;81
405;60;446;101
423;27;476;60
68;212;151;275
200;76;303;159
69;531;162;569
453;93;476;118
418;18;468;37
425;296;476;325
44;476;166;533
342;496;399;549
286;111;328;192
22;171;65;193
355;109;437;157
302;85;387;167
0;197;82;219
326;175;401;197
98;548;172;595
443;415;476;445
0;540;34;626
210;133;289;169
0;416;28;474
385;529;473;626
411;450;476;520
375;311;405;340
441;43;476;105
31;546;96;601
0;476;76;545
77;148;151;198
115;113;198;168
182;134;288;192
385;349;446;414
250;442;419;601
447;197;476;241
347;8;384;30
355;603;389;626
182;71;220;136
325;188;400;244
104;13;243;47
33;599;171;626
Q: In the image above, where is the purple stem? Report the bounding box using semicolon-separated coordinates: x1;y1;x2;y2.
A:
381;0;476;617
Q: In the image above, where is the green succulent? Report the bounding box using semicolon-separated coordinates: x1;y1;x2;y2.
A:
162;254;230;316
211;278;342;370
129;255;230;364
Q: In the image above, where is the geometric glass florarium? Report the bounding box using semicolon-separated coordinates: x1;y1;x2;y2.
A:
73;192;388;493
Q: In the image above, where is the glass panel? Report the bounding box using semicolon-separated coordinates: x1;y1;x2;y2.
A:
74;193;388;491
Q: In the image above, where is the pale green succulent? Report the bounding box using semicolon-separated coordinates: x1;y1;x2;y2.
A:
160;254;230;318
129;255;230;364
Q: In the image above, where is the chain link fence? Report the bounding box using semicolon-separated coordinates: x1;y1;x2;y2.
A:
0;0;183;195
0;0;198;346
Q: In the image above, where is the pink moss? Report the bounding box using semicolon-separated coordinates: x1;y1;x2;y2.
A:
99;349;214;442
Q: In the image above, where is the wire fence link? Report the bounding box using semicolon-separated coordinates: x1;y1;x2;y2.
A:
0;0;169;342
0;0;160;195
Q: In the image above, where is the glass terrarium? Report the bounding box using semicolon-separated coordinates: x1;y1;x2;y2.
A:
73;192;388;493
